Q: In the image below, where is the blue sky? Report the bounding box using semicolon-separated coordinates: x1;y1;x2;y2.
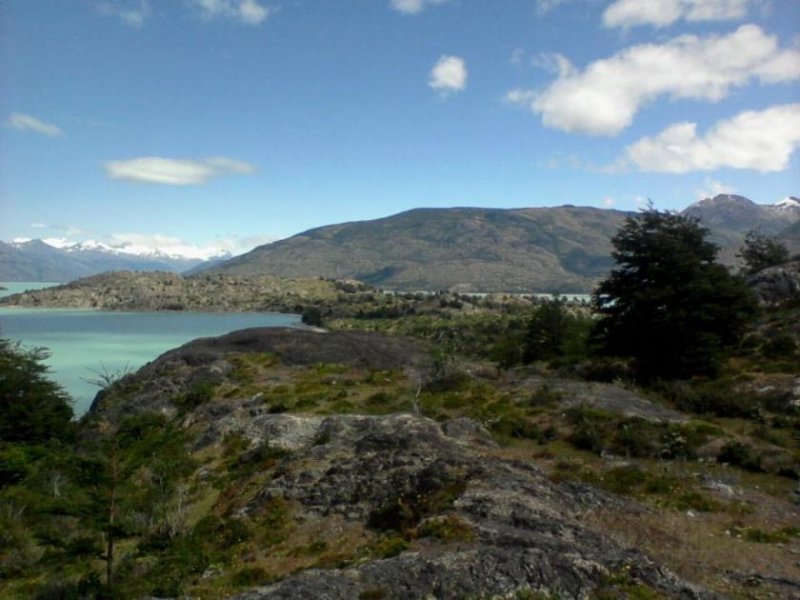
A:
2;0;799;256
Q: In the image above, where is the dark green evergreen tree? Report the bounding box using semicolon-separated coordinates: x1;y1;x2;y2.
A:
737;230;790;275
0;337;78;581
0;338;73;444
77;414;195;592
593;208;758;381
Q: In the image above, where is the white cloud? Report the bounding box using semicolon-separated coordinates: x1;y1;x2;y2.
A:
507;25;800;136
103;156;256;185
7;113;64;137
604;0;753;29
428;55;467;96
695;178;737;200
535;0;571;15
530;52;575;77
97;0;150;28
189;0;274;25
602;196;617;207
390;0;450;15
32;224;91;237
620;103;800;173
238;0;270;24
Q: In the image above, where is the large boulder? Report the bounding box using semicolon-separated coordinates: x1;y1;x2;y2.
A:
747;260;800;306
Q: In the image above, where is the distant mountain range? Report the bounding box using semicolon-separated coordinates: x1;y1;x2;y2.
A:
682;194;800;262
3;195;798;291
200;195;799;292
202;206;629;292
0;238;229;282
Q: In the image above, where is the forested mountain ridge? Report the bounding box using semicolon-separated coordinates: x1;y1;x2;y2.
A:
203;197;798;292
3;196;796;291
204;206;630;292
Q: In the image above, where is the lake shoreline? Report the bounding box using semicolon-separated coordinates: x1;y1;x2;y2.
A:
0;306;301;416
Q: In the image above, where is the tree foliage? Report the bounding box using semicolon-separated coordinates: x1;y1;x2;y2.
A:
76;413;195;591
593;209;758;381
522;298;590;364
0;338;74;444
737;230;790;275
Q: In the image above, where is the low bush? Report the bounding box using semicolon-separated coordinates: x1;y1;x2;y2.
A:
717;441;763;472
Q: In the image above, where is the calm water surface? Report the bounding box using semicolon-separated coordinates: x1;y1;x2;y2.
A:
0;283;299;416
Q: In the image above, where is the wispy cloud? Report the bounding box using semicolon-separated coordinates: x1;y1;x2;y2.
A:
618;103;800;173
428;55;467;97
7;113;64;137
30;223;91;237
390;0;450;15
103;232;262;258
603;0;755;29
189;0;275;25
507;25;800;136
97;0;150;28
694;178;737;200
535;0;571;15
103;156;257;185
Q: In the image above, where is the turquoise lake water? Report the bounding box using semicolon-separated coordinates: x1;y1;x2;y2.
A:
0;284;300;416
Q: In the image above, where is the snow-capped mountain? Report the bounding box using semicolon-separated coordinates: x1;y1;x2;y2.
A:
683;194;794;233
681;194;799;263
24;237;234;261
1;238;232;282
773;196;800;213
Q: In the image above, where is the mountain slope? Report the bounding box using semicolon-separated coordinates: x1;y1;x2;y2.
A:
206;206;631;292
0;240;95;282
777;219;800;255
682;194;797;234
682;194;799;263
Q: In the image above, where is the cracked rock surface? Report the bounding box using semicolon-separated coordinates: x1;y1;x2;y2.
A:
227;413;710;599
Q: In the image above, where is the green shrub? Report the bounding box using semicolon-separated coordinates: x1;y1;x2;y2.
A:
613;419;659;458
718;441;763;472
600;465;649;495
231;566;269;587
414;514;474;542
368;478;467;533
490;416;543;443
761;333;798;359
655;380;759;419
301;306;324;327
174;380;218;411
370;535;409;558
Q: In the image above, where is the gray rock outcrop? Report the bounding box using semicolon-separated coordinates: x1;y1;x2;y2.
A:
747;260;800;306
226;413;709;599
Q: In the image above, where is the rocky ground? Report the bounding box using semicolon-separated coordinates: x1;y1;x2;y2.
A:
225;413;706;599
82;327;800;599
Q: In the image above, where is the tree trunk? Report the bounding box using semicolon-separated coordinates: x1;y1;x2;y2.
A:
106;452;118;591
